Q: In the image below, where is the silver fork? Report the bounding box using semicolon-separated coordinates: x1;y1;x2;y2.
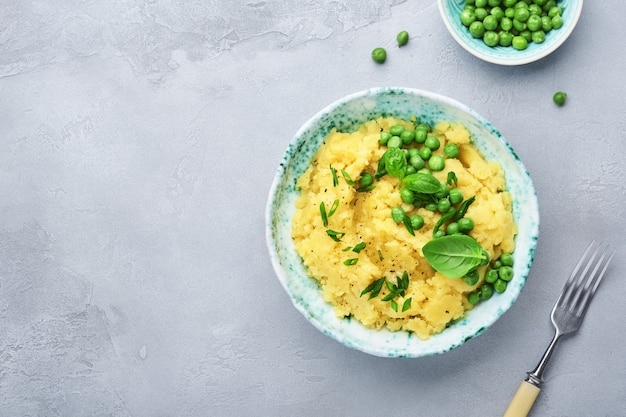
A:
503;240;614;417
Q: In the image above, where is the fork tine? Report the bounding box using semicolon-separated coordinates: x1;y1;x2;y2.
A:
555;239;598;309
576;245;614;317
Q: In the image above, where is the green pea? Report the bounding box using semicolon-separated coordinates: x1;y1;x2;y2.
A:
532;30;545;43
527;14;541;31
458;217;475;232
492;260;502;270
387;136;402;148
433;230;446;239
475;7;488;20
548;6;562;18
391;207;406;223
483;15;498;31
463;269;480;286
400;130;414;145
469;21;486;38
475;0;488;7
410;155;425;170
379;131;392;145
512;35;528;50
499;265;514;281
500;252;514;266
425;203;438;211
371;47;386;63
494;278;508;293
499;31;514;47
500;16;513;31
503;0;516;6
487;0;501;7
414;128;428;144
390;124;405;136
480;283;494;301
541;15;553;31
410;214;424;230
467;291;481;305
553;91;567;106
514;7;529;22
360;172;373;187
551;14;563;29
485;269;499;283
483;31;499;47
504;6;515;18
528;4;542;16
520;29;532;42
490;6;505;20
443;143;459;158
418;147;432;160
513;18;527;32
399;188;414;204
406;166;416;175
425;135;440;151
397;30;409;47
429;154;445;171
446;222;460;235
438;198;452;213
449;188;463;205
461;9;477;26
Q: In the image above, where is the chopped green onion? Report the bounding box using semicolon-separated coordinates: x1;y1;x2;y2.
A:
352;242;366;253
320;202;328;227
330;165;338;187
325;229;345;242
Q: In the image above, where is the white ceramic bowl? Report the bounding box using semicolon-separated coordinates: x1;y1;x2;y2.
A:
266;87;539;358
438;0;583;65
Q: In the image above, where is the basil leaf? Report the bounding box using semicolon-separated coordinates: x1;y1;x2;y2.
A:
447;171;458;187
375;152;388;180
384;147;407;180
403;173;441;194
422;235;488;279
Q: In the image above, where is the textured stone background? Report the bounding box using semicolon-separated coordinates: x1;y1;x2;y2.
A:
1;1;624;416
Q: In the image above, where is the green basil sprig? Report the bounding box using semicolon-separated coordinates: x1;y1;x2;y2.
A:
403;172;441;194
422;235;489;279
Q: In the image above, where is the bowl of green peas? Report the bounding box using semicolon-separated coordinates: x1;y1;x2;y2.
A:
438;0;583;65
266;87;540;357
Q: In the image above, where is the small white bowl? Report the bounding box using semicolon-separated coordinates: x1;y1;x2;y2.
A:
438;0;583;66
266;87;539;358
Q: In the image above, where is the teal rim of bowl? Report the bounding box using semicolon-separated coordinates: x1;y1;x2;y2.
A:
266;87;540;358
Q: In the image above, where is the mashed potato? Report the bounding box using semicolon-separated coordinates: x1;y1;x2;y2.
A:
291;117;517;340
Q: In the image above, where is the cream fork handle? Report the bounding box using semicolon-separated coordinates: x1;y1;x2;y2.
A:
503;381;541;417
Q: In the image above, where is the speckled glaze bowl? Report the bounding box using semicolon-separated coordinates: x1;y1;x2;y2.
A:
266;87;539;358
438;0;583;66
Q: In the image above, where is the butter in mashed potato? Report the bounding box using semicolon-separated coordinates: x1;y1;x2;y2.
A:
291;117;517;340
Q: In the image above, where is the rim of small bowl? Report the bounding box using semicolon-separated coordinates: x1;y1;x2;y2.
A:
266;87;539;357
437;0;584;66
